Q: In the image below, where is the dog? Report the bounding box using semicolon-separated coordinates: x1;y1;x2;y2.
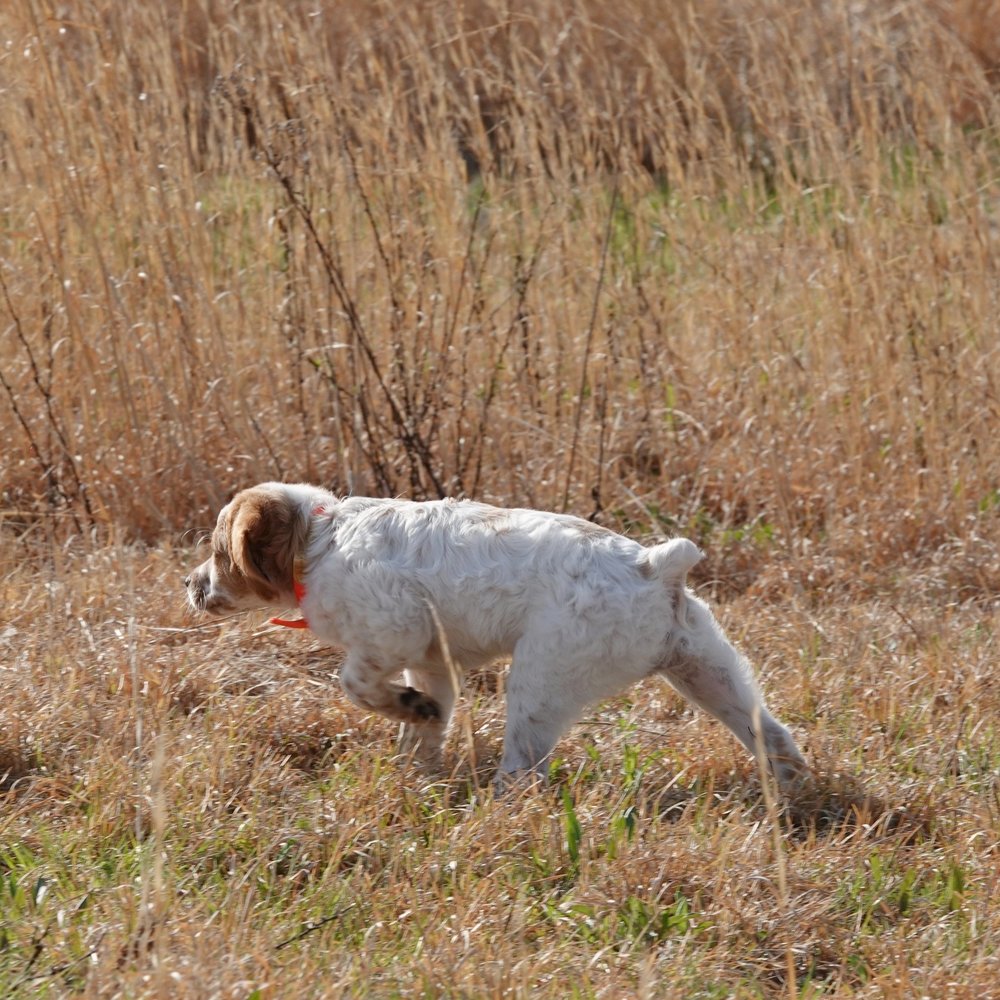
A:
185;482;808;792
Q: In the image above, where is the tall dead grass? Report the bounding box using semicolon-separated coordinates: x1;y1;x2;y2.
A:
1;0;998;597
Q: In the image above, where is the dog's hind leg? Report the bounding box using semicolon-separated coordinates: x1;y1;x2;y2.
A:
656;601;809;791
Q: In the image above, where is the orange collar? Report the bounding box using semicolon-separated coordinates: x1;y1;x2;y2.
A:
270;505;325;629
269;566;309;628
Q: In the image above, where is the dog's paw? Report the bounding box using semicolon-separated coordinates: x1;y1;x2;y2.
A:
398;687;442;722
492;767;549;798
398;721;446;767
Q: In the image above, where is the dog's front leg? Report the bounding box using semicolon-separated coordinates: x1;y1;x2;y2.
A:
339;651;445;726
397;667;457;767
494;651;585;791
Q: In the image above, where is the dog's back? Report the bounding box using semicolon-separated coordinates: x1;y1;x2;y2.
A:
316;497;681;668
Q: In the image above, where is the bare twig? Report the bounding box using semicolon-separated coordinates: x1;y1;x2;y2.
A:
275;905;356;951
561;170;621;512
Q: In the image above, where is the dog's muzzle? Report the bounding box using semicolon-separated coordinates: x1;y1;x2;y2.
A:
184;570;209;612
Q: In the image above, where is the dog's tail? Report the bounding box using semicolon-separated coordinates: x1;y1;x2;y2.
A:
643;537;702;627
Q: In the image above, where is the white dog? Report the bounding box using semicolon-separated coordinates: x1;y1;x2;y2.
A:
185;483;808;791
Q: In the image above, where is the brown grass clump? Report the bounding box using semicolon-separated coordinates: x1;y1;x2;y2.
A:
2;0;999;995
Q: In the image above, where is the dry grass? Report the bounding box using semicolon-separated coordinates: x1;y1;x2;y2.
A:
2;0;999;995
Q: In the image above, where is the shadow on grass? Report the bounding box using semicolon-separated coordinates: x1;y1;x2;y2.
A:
783;770;934;844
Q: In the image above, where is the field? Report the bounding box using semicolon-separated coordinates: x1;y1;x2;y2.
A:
2;0;999;996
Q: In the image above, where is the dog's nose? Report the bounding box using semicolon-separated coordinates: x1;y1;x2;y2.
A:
183;576;190;588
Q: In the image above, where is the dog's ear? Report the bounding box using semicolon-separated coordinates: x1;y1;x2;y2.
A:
228;488;306;602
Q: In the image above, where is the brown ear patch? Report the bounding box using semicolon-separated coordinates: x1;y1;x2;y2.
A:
227;488;307;602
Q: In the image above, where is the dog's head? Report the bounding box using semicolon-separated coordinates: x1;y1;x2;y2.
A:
185;485;308;614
